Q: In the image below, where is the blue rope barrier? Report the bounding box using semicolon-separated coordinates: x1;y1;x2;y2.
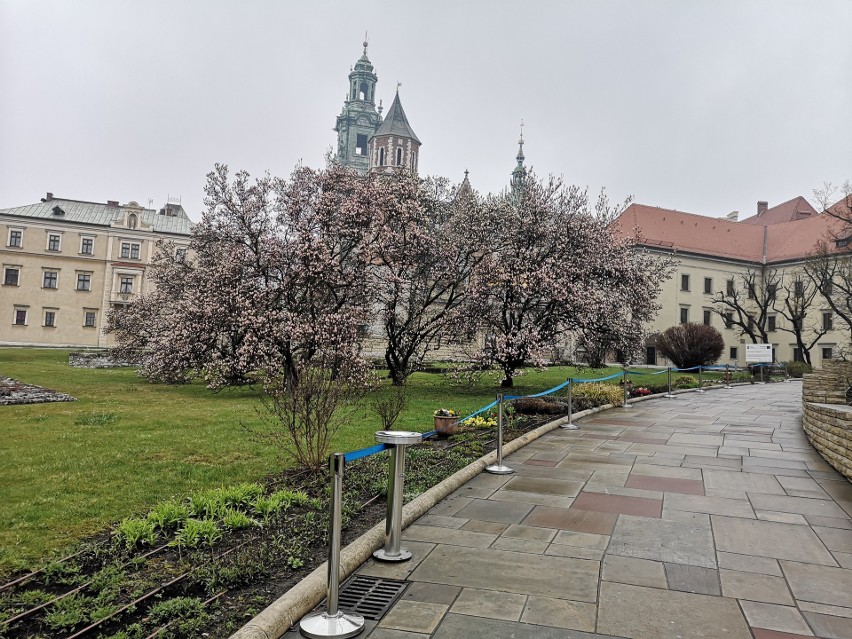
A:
674;366;701;372
504;379;572;401
574;371;624;383
343;443;392;463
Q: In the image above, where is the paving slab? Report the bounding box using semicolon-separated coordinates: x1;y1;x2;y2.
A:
597;581;752;638
410;545;599;602
738;602;814;636
609;514;717;568
780;560;852;608
712;515;837;565
521;596;597;632
449;587;526;621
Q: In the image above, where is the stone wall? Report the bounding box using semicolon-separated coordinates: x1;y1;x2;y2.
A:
802;360;852;480
68;351;137;369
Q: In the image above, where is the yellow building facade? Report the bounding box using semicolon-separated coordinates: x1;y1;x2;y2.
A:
1;194;192;348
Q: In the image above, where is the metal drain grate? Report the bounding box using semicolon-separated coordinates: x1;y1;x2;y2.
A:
335;575;409;620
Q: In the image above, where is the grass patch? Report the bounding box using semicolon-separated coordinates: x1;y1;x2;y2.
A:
0;347;719;572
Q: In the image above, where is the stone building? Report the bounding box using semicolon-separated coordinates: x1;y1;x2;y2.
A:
1;194;191;347
334;41;420;174
612;198;849;367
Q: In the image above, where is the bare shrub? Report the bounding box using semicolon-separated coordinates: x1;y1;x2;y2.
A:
656;323;724;369
371;385;408;431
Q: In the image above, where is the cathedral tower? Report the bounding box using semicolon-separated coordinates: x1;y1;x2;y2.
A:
511;122;527;191
334;39;383;174
369;89;421;174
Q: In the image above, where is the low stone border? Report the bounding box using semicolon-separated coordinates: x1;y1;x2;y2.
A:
230;382;753;639
0;377;76;405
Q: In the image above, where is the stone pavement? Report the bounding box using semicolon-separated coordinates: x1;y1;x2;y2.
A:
351;382;852;639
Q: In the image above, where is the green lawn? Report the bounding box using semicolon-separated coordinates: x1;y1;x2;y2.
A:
0;347;681;572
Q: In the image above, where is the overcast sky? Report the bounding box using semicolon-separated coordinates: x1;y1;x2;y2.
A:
2;1;850;221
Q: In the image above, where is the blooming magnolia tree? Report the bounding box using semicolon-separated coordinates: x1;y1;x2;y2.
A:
467;175;674;387
365;173;490;384
108;163;371;390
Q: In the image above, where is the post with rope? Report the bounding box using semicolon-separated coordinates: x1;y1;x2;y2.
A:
759;363;765;384
697;365;705;393
560;378;578;430
621;367;631;409
664;366;676;399
373;431;422;562
299;453;365;639
486;393;515;475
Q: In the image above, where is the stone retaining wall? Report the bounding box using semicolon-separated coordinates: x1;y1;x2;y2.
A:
68;351;137;369
802;360;852;480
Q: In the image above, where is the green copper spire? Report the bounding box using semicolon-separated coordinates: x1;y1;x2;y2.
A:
511;120;527;190
334;39;383;174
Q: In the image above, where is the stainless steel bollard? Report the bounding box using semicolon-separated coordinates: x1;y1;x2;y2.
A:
621;367;631;409
300;453;365;638
486;394;515;475
697;365;705;393
560;378;578;430
723;364;733;389
372;431;421;562
664;366;676;399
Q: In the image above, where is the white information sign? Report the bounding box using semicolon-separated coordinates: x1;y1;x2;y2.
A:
746;343;773;363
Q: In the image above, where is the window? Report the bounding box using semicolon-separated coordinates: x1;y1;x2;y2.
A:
822;347;833;360
44;310;56;327
822;279;834;295
355;134;368;156
14;308;27;325
47;234;61;251
120;242;141;259
767;284;777;300
703;309;711;326
396;147;403;166
726;279;735;296
379;147;385;166
3;267;19;286
704;277;712;294
748;315;755;330
119;277;134;294
175;248;187;262
724;312;733;328
80;237;94;255
823;312;833;330
747;283;755;299
42;271;58;289
76;273;91;291
84;311;97;328
730;347;738;359
794;280;804;297
768;315;776;332
792;347;804;362
681;274;690;291
8;229;22;247
679;307;689;324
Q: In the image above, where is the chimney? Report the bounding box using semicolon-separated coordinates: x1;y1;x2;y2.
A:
757;201;768;216
45;192;54;201
107;200;119;207
727;210;739;222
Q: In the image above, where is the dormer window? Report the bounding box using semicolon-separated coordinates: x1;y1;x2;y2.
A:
52;205;65;217
128;214;137;229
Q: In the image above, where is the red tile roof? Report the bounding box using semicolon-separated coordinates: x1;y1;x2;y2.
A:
739;196;818;225
613;202;844;265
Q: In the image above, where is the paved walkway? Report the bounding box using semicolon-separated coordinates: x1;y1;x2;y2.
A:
351;382;852;639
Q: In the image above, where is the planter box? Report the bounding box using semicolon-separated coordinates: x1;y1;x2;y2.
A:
434;415;459;436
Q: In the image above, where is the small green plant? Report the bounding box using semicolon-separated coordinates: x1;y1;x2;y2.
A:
222;508;257;530
673;375;697;389
74;410;119;426
12;588;54;606
41;558;82;585
189;489;228;520
172;518;221;549
220;482;264;508
571;382;623;409
44;592;91;630
115;517;157;549
105;625;145;639
149;595;206;623
147;499;191;531
785;360;813;378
